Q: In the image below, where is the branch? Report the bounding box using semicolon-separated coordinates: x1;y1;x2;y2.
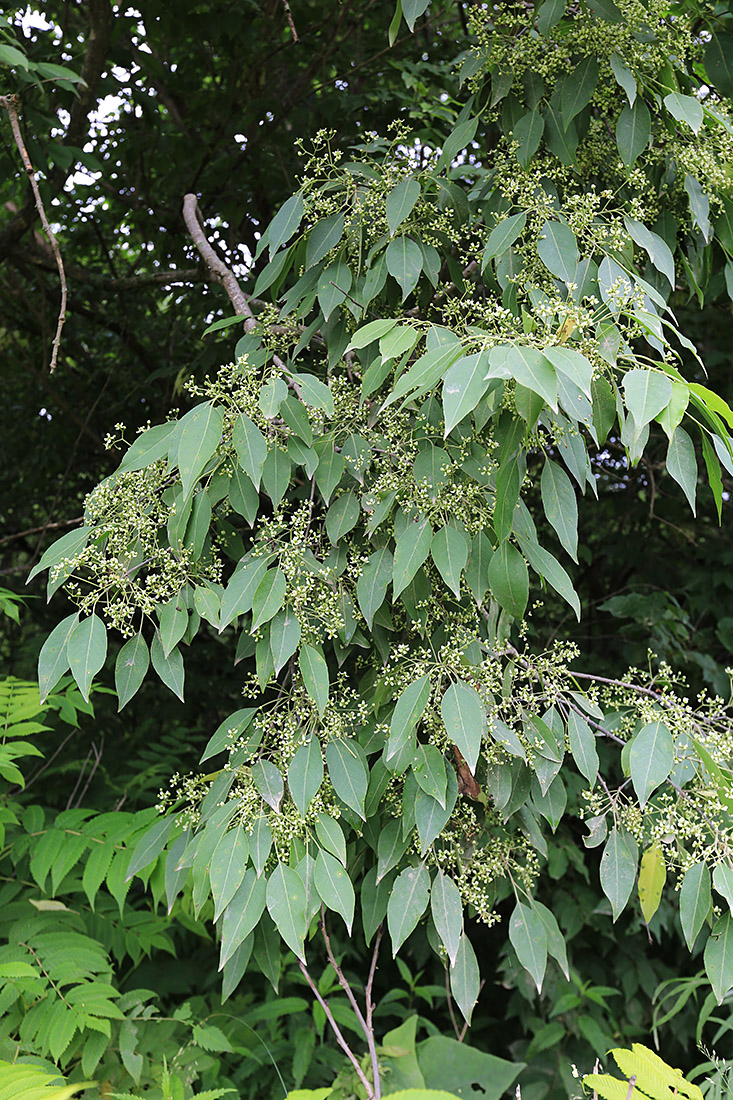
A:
298;959;374;1099
0;95;67;373
182;194;254;321
0;516;84;548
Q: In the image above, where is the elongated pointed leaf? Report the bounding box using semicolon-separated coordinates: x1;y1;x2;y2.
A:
561;57;598;123
705;912;733;1004
431;870;463;966
638;842;666;924
211;827;250;921
126;814;176;880
314;849;354;932
567;708;598;785
219;869;267;967
173;401;223;499
440;681;485;775
288;736;324;817
269;608;301;675
680;862;711;950
629;721;673;808
537;220;578;283
357;547;393;629
299;644;329;716
38;612;78;703
266;864;308;960
431;525;468;596
219;558;269;630
387;674;432;761
667;427;697;514
387;864;430;954
393;517;432;597
252;759;284;812
450;931;480;1024
325;738;368;819
600;826;638;921
67;614;107;703
115;634;150;711
488;541;528;620
386;178;420;234
442;353;490;435
386;236;423;299
233;414;267;489
616;98;651;166
541;458;578;561
483;211;527;265
504;347;558;410
509;902;547;992
251;568;287;630
150;632;185;700
623;369;673;429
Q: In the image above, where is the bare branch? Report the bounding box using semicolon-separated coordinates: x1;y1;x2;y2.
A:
0;95;67;372
298;959;374;1099
182;193;254;321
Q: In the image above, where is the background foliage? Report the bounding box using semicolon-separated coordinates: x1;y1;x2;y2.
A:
2;1;733;1098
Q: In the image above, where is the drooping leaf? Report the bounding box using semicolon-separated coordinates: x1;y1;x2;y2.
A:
314;849;355;932
288;736;324;818
233;414;267;489
251;568;287;631
450;931;480;1024
393;517;433;598
298;645;329;716
325;738;368;819
431;525;468;596
252;759;284;812
705;912;733;1004
387;864;431;954
67;614;107;703
38;612;78;703
537;220;578;283
666;427;697;514
431;870;463;966
561;57;598;124
115;633;150;711
387;675;432;762
173;401;223;499
269;608;301;675
508;902;547;992
266;864;308;960
629;721;674;808
616;98;651;166
487;541;529;620
442;352;490;435
357;547;393;629
638;842;666;923
440;681;485;776
210;827;250;921
386;236;423;300
514;108;544;167
503;347;558;410
220;869;267;967
680;861;711;950
600;827;638;921
623;369;673;429
567;708;599;786
386;178;421;234
483;211;527;265
540;458;578;561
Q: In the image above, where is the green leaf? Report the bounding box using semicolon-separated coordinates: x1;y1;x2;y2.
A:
616;98;651;167
201;709;257;762
514;108;544;167
667;427;697;515
393;516;433;598
402;0;429;31
680;861;711;951
377;819;410;882
150;631;185;701
347;318;399;351
306;212;344;268
270;608;301;676
315;850;355;932
600;826;638;921
537;220;578;283
431;525;468;597
219;558;269;631
220;869;267;967
543;346;593;399
387;178;421;234
543;102;579;165
705;912;733;1004
483;212;527;265
288;737;324;817
440;681;485;775
638;842;666;923
431;870;463;966
38;612;78;703
211;827;250;921
118;422;176;472
540;458;578;561
567;708;599;786
158;594;188;657
318;260;352;321
325;491;360;544
412;744;447;807
713;864;733;914
610;53;636;106
509;902;547;992
518;536;581;620
705;32;733;99
357;547;393;629
362;866;393;944
536;0;565;34
685;174;712;241
115;633;150;711
442;352;491;435
487;541;529;620
267;864;308;960
586;0;622;21
173;401;223;499
293;373;335;417
629;721;674;808
387;675;432;762
325;738;368;819
533;900;569;980
251;815;272;876
386;236;423;300
316;813;347;865
269;193;304;257
299;645;329;716
126;814;176;880
664;92;703;134
252;759;284;812
561;57;598;124
314;444;344;503
251;568;287;631
233;414;267;489
623;369;673;429
67;614;107;703
503;347;558;410
387;864;431;954
450;932;480;1024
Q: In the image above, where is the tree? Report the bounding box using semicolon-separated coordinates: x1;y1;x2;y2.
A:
4;1;733;1096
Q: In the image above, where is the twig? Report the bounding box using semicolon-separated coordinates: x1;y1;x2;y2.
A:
182;194;255;322
0;95;67;373
298;959;374;1098
0;516;84;548
445;964;462;1040
280;0;299;42
320;909;380;1098
365;924;383;1099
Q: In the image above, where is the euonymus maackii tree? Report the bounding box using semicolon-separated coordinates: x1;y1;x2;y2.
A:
32;2;733;1094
